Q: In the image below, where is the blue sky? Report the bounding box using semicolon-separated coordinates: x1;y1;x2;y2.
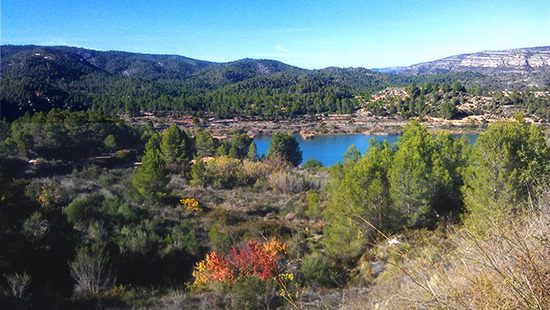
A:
2;0;549;69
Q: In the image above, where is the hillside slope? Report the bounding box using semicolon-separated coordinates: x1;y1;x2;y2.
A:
1;45;547;121
393;46;550;75
0;45;305;83
0;45;402;120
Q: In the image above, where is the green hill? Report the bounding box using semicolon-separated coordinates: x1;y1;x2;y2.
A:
1;45;547;121
0;45;402;120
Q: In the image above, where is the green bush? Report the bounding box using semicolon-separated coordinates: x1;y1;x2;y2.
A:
230;275;281;310
22;211;49;239
208;222;233;254
165;220;200;256
303;158;323;170
300;252;337;288
116;223;159;256
64;194;104;230
305;191;323;219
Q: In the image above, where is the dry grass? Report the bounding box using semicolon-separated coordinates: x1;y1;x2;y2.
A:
343;212;550;309
267;171;315;194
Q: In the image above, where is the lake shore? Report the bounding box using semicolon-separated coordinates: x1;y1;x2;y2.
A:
131;112;493;139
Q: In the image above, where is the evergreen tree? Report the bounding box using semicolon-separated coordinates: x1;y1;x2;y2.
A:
215;144;227;157
323;140;395;259
229;133;253;159
462;117;549;230
132;134;169;199
387;122;449;227
160;124;193;169
440;101;457;119
432;133;469;215
228;145;239;158
246;141;258;161
194;130;219;158
266;133;302;166
342;144;361;165
103;134;117;152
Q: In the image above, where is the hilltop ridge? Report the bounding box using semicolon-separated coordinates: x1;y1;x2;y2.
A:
1;44;548;122
382;46;550;75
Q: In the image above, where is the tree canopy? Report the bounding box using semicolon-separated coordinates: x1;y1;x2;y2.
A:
462;116;549;229
266;133;303;166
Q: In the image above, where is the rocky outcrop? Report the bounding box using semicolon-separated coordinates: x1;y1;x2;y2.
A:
398;47;550;75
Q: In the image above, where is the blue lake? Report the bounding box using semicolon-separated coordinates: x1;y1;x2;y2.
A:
255;134;477;167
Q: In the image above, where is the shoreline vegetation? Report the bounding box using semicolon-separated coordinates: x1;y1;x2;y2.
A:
125;112;495;141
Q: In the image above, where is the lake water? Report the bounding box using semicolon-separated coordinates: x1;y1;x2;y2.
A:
255;134;477;167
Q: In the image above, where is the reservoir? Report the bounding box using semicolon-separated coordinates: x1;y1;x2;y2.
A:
255;134;477;167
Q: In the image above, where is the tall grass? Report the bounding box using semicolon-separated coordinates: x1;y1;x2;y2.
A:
354;211;549;309
267;171;320;194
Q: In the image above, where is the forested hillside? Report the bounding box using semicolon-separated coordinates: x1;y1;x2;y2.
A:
0;45;502;121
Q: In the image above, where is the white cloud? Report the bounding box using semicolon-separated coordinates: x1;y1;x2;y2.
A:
275;44;293;54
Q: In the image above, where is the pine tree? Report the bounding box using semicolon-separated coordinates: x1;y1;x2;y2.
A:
323;140;395;259
103;134;117;152
133;134;169;199
195;130;219;158
387;121;447;227
266;133;302;166
246;142;258;161
229;133;253;159
462;117;549;230
160;124;193;170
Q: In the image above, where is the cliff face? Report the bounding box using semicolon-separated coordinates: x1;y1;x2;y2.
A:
399;47;550;75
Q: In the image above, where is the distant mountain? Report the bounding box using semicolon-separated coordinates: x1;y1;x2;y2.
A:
0;45;305;83
370;66;407;74
380;47;550;75
0;45;408;120
1;45;546;121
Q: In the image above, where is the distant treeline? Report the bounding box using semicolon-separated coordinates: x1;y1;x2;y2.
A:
1;45;495;121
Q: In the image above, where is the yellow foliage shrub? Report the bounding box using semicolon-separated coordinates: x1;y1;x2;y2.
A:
180;197;201;212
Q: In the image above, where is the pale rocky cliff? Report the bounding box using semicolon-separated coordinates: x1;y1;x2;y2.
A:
398;47;550;75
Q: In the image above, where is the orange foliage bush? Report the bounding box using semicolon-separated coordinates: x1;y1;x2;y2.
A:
192;238;287;287
193;252;233;286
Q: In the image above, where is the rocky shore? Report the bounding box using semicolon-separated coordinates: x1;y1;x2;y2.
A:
129;112;498;140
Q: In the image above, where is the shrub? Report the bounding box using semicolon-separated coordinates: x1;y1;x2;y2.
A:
300;252;336;288
63;194;104;230
303;158;323;170
242;157;293;185
116;223;159;256
191;156;251;189
305;191;324;219
208;223;233;254
4;272;31;299
21;211;49;239
267;171;313;194
191;238;287;288
180;197;201;212
165;220;200;256
69;247;114;297
230;275;281;310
